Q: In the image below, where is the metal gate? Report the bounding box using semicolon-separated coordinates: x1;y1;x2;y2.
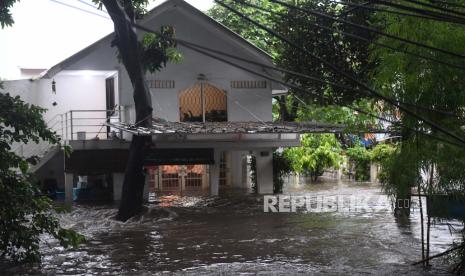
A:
160;165;180;193
150;165;207;195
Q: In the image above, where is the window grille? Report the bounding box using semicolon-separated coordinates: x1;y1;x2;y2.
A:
147;80;175;89
231;80;267;89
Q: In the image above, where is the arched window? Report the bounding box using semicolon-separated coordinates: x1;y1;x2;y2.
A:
179;83;227;122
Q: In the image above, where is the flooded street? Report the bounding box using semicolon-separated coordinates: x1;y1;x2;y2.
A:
4;179;463;275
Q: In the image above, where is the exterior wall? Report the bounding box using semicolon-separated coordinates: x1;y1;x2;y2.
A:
2;79;39;104
51;3;275;124
4;74;114;141
37;75;107;122
3;0;279;136
3;75;108;122
2;1;291;201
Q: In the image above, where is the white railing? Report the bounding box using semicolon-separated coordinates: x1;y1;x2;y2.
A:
13;106;124;159
61;106;123;141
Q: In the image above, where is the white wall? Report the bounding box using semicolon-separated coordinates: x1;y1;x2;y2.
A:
50;2;274;124
3;74;109;141
2;79;39;104
36;75;107;121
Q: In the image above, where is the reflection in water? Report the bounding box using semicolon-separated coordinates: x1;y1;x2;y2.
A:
2;180;463;275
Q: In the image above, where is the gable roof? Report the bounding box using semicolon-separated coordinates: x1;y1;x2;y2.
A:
39;0;274;79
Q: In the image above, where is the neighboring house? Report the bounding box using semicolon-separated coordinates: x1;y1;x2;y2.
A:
2;0;337;202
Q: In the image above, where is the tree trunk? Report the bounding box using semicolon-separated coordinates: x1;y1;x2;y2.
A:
102;0;153;221
276;96;290;122
418;184;425;264
426;163;434;266
275;95;298;122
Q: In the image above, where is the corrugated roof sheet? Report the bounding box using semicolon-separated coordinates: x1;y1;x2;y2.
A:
108;119;346;136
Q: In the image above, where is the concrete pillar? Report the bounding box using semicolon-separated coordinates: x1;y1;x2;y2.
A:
230;151;243;188
210;149;221;196
370;163;378;183
241;154;249;190
143;175;149;202
113;173;124;201
64;173;74;204
256;149;274;194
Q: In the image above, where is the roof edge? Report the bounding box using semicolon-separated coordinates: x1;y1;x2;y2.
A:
40;0;274;79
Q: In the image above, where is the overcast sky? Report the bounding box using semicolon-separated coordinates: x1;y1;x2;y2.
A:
0;0;215;79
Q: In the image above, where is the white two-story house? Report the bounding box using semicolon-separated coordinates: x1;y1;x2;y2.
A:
3;0;340;203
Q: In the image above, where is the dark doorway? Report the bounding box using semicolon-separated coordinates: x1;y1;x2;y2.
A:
105;77;115;138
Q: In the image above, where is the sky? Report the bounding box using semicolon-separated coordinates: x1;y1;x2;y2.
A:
0;0;215;79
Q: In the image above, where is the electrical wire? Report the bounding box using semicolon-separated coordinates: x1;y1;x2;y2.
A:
214;0;465;146
401;0;465;17
334;0;461;24
370;0;465;22
181;38;465;146
234;0;465;70
429;0;465;9
265;0;465;59
48;0;110;20
60;0;464;118
52;0;465;147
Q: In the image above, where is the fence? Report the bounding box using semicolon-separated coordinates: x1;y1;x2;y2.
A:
13;106;124;159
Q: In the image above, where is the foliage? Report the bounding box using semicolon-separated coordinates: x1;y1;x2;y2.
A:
141;26;181;73
379;140;419;200
210;0;375;120
273;150;292;193
277;0;375;106
346;144;371;181
296;99;379;132
285;134;342;181
370;0;465;201
92;0;149;19
250;155;257;193
0;90;84;262
370;143;395;164
370;143;396;183
0;0;18;28
208;0;284;58
371;3;465;267
94;1;181;74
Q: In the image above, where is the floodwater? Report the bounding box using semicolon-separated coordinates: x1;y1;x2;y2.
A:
3;179;464;275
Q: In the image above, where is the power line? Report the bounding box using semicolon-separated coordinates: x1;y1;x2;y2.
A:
111;11;465;147
59;0;464;118
401;0;465;17
429;0;465;9
55;2;465;146
130;17;464;119
371;0;465;22
214;0;465;146
180;37;463;118
228;0;465;116
76;0;108;14
180;37;465;146
193;41;464;147
48;0;110;20
292;94;459;147
265;0;465;59
334;0;462;24
234;0;465;71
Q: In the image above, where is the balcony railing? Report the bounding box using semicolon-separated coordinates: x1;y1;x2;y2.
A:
60;106;123;141
13;106;124;159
